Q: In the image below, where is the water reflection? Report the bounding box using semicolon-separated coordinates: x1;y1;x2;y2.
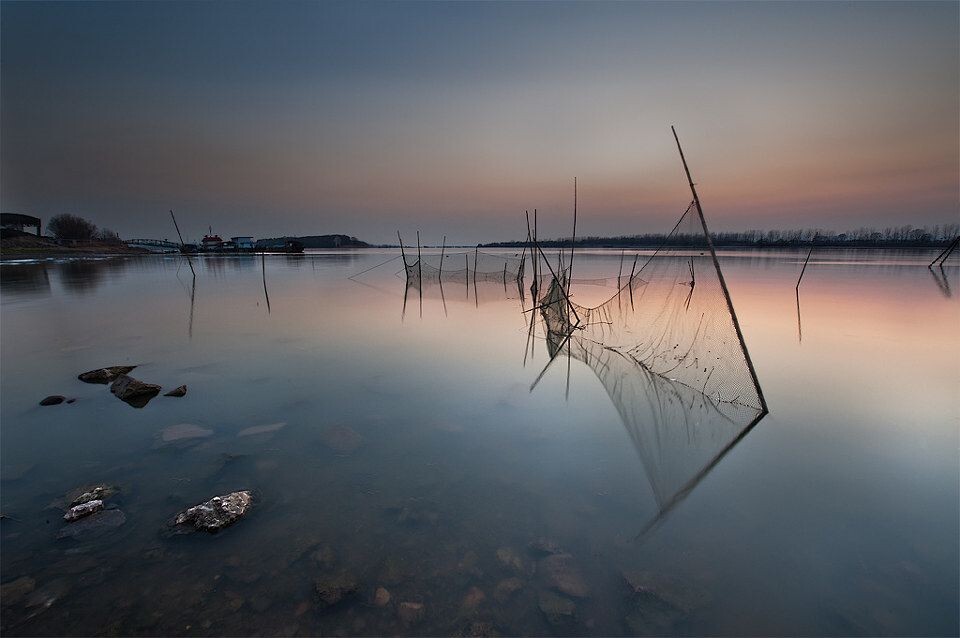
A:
537;325;764;539
0;262;51;297
928;265;953;298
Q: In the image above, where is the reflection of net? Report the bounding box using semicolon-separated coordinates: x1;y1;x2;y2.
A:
545;331;762;510
540;202;763;410
405;251;524;285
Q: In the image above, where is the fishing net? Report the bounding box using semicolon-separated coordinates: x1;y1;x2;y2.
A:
404;250;525;286
538;201;764;411
544;330;763;514
404;273;526;307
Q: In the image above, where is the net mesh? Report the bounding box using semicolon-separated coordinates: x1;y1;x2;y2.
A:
404;250;525;285
538;201;763;411
544;330;763;511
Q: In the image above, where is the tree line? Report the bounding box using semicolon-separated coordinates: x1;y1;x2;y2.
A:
46;214;121;243
483;223;960;248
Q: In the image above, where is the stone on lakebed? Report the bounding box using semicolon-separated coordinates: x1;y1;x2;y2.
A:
110;375;161;408
174;491;252;532
63;499;103;522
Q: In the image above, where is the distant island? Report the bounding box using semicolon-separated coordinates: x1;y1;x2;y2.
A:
257;234;370;249
482;224;959;249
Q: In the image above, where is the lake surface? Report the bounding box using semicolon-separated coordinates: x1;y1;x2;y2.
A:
1;249;957;636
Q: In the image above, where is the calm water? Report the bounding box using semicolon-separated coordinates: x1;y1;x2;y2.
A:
1;249;957;636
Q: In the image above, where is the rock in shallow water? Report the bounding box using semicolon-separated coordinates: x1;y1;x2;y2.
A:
64;499;103;522
78;366;136;384
237;422;286;437
314;572;359;610
493;577;523;603
157;423;213;445
373;586;391;607
39;395;65;406
70;484;116;506
110;375;161;408
0;576;36;605
174;491;252;532
320;425;362;454
620;570;711;634
539;553;591;599
538;590;577;626
397;601;424;626
528;537;563;556
164;385;187;397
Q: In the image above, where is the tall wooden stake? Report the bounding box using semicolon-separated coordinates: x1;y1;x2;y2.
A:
439;235;446;281
397;231;408;269
416;230;422;287
671;125;767;414
569;177;578;282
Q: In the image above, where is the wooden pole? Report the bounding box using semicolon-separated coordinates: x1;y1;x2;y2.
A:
569;177;578;282
796;240;816;291
618;248;625;289
416;230;422;287
170;210;186;246
672;125;767;413
439;235;446;281
397;231;407;269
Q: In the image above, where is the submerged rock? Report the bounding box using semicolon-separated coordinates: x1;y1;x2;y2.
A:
57;508;126;540
110;375;161;408
373;586;391;607
320;424;362;454
39;395;65;406
538;590;577;626
621;571;711;634
157;423;213;446
314;572;359;611
237;422;286;437
0;576;36;605
64;499;103;522
528;537;563;556
540;553;591;599
164;385;187;397
496;547;527;574
174;491;252;532
462;586;486;609
78;366;136;384
493;577;523;603
397;601;424;626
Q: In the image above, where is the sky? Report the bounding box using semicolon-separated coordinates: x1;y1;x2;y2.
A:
2;1;957;245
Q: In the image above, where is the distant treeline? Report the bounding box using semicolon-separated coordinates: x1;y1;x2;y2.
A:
258;234;370;248
483;224;960;249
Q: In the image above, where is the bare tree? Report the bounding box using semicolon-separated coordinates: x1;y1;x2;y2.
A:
47;214;98;241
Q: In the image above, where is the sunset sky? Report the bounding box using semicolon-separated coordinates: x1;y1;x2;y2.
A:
2;1;957;244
